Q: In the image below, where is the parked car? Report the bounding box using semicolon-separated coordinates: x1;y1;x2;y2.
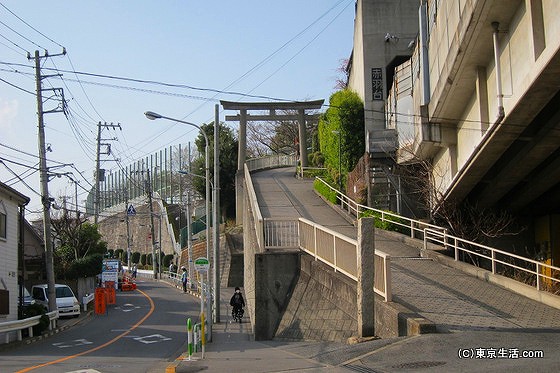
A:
31;284;80;317
19;285;35;307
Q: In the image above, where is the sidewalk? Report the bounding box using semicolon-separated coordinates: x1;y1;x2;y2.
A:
169;287;355;373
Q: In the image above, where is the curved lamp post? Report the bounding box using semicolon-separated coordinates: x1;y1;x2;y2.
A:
145;111;212;339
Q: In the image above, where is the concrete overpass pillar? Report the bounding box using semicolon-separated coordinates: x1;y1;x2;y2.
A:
357;217;375;337
236;109;247;224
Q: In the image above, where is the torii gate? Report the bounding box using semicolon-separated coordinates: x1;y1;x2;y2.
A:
221;100;324;223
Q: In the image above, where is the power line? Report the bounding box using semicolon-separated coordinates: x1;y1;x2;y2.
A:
0;2;64;48
0;75;34;94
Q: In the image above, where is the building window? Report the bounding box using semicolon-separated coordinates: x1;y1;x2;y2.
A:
0;211;6;239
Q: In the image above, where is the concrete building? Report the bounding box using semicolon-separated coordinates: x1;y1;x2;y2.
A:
346;0;419;208
0;182;30;323
349;1;560;261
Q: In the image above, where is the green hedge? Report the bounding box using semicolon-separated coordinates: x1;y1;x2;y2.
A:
314;179;338;204
360;209;410;235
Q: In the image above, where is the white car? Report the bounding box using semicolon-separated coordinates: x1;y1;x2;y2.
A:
31;284;81;317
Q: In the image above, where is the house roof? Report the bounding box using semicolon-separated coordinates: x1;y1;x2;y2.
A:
0;181;30;206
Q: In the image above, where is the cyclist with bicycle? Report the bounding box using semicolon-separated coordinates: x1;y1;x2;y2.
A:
229;287;245;322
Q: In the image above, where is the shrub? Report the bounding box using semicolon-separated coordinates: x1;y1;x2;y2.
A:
114;249;124;260
314;178;338;204
140;254;147;266
163;254;174;268
132;251;141;264
22;304;50;336
360;209;409;235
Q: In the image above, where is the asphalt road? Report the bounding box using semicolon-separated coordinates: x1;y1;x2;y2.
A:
0;279;198;373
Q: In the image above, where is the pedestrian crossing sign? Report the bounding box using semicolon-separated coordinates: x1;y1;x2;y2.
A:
127;204;136;216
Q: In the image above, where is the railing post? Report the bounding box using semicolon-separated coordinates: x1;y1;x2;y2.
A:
454;237;459;261
410;221;414;238
423;228;428;257
313;225;318;260
384;256;392;302
491;250;496;274
536;263;541;291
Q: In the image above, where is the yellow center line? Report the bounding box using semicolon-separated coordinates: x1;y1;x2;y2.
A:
16;288;155;373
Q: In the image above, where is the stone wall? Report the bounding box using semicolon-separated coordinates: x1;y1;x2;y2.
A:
274;253;357;342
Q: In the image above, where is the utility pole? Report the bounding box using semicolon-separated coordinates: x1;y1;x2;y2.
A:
94;122;121;224
125;193;132;270
145;168;158;279
29;48;66;313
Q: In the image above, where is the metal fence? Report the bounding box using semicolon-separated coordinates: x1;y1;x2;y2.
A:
315;177;446;239
315;177;560;297
263;218;299;248
424;228;560;294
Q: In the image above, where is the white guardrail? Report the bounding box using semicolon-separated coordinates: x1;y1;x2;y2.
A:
314;177;560;295
424;228;560;293
0;310;58;344
315;177;446;239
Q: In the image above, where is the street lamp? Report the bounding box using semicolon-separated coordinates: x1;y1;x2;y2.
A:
332;130;342;192
145;111;212;339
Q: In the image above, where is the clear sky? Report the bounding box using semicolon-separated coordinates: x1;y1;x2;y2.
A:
0;0;355;219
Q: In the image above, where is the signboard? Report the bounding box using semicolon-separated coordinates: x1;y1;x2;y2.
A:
102;259;119;289
194;257;210;273
95;288;106;315
371;67;383;101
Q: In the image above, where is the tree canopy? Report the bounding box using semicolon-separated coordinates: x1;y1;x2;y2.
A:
191;121;238;219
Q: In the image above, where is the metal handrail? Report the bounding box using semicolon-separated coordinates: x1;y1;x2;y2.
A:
245;164;264;249
424;228;560;292
315;177;445;238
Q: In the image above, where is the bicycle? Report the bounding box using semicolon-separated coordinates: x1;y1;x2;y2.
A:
231;306;244;323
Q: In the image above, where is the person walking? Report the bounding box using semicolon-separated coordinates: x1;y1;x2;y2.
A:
132;264;137;279
181;266;188;293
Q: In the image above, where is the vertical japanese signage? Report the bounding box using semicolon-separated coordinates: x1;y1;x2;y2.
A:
372;67;383;101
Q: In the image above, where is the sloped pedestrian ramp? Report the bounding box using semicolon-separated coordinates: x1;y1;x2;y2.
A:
252;167;560;339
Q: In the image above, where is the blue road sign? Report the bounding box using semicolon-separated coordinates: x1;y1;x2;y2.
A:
127;204;136;216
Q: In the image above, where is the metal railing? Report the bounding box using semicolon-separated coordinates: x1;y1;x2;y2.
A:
424;228;560;293
263;218;299;248
316;176;560;296
298;218;392;301
315;177;446;239
246;154;297;172
0;310;58;344
245;164;264;249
